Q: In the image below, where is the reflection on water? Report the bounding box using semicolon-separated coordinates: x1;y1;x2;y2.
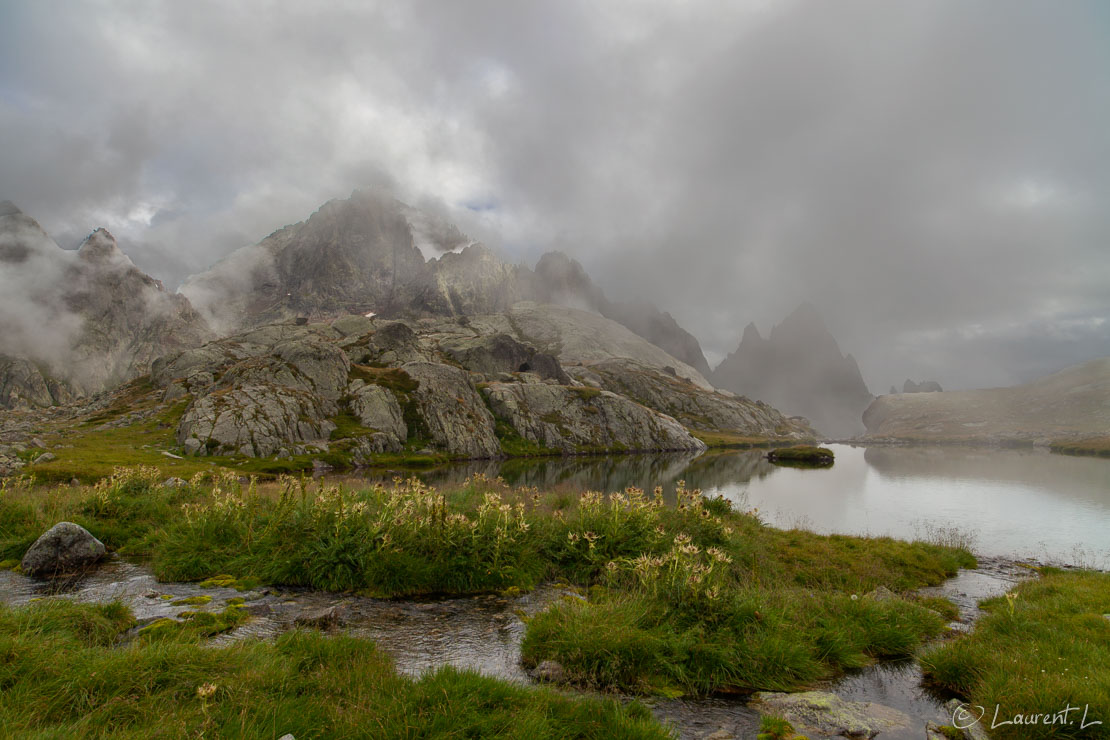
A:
342;444;1110;568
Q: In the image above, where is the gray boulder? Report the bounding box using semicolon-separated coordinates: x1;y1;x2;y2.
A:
355;321;435;366
294;606;347;629
402;362;500;458
21;522;106;577
219;341;349;404
177;383;336;457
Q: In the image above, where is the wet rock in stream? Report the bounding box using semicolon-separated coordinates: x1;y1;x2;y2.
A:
20;522;106;577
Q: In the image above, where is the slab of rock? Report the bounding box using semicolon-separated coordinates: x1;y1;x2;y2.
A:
439;332;570;384
21;522;106;577
581;358;813;441
402;362;500;458
753;690;911;739
177;382;336;457
348;381;406;446
483;381;705;453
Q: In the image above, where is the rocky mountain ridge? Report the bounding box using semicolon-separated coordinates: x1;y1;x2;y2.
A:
1;304;812;478
181;189;713;375
0;192;813;472
863;358;1110;445
0;202;211;408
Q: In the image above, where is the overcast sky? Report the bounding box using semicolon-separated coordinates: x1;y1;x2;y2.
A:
2;0;1108;391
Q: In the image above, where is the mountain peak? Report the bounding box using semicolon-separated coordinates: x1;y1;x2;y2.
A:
778;301;827;332
712;303;873;437
0;201;22;217
740;322;763;344
78;228;131;266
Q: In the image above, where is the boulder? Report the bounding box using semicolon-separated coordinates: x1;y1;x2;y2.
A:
864;585;898;602
21;522;106;577
177;383;336;457
359;322;435;366
294;606;346;629
574;359;813;440
402;362;500;458
220;341;348;404
753;690;911;739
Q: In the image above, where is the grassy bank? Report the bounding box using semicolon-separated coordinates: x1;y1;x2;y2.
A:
920;569;1110;739
0;599;667;739
1050;437;1110;458
2;468;972;695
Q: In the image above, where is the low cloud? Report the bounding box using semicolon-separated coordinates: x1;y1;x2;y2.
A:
2;1;1108;390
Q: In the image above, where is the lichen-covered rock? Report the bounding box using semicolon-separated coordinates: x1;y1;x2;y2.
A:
220;340;349;402
21;521;106;577
177;383;336;457
402;362;500;458
348;381;406;447
483;382;706;453
753;690;911;739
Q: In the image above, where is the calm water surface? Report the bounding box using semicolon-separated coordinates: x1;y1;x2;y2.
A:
345;444;1110;568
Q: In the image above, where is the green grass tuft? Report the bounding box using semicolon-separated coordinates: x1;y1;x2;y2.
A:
0;600;669;739
920;569;1110;739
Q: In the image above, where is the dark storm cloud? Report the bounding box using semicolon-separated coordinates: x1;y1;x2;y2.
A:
2;0;1108;390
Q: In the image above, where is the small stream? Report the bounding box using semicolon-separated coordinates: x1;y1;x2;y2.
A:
0;555;1032;739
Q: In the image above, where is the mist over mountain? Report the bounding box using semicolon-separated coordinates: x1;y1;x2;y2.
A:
526;252;712;377
4;3;1110;393
0;202;210;406
182;190;713;378
712;303;874;437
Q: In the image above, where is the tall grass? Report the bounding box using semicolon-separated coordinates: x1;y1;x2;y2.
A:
920;569;1110;739
3;468;976;696
0;600;669;739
